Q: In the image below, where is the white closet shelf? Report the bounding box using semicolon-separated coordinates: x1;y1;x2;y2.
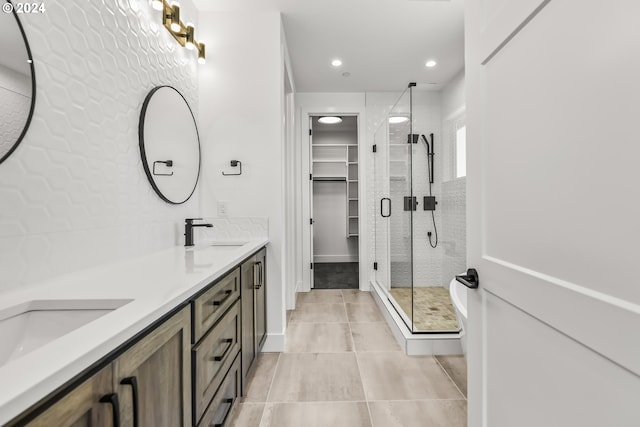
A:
312;144;357;147
313;160;347;163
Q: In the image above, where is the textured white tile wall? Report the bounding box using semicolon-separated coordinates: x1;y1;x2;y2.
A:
0;0;201;291
0;65;31;156
366;90;444;288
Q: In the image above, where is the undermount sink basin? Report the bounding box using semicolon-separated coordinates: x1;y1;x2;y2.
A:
0;299;132;366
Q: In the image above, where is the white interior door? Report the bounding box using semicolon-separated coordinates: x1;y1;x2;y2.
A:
465;1;640;426
308;116;315;289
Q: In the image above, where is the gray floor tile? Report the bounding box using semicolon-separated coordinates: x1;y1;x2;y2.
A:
350;322;401;352
346;302;385;322
342;290;376;305
435;355;468;397
368;400;467;427
243;353;279;403
229;403;265;427
289;303;348;323
357;352;463;400
268;353;365;402
286;322;353;353
297;290;344;304
260;402;371;427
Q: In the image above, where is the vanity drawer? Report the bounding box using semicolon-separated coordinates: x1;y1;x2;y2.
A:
193;301;241;423
197;353;241;427
193;267;240;343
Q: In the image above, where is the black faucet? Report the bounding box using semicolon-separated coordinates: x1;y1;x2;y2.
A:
184;218;213;247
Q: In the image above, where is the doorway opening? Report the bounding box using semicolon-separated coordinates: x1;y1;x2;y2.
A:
310;115;359;289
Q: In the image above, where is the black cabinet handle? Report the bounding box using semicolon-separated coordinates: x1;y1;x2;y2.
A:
213;398;235;427
455;268;479;289
212;338;234;362
380;198;391;217
99;393;121;427
211;289;233;306
120;376;139;427
254;261;263;289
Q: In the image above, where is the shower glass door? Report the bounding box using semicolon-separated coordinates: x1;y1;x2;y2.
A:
374;88;415;330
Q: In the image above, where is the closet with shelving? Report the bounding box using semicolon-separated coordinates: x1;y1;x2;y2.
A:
310;116;359;289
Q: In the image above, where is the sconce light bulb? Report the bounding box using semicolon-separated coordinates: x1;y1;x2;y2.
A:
185;24;196;50
198;43;206;64
151;0;163;11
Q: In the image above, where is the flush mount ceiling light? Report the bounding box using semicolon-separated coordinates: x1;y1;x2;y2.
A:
156;0;206;64
318;116;343;124
425;60;437;68
331;59;342;67
388;116;409;124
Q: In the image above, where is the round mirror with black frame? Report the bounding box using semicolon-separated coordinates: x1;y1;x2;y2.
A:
139;86;201;205
0;0;36;165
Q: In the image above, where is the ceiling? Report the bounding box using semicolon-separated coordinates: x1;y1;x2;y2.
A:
193;0;464;93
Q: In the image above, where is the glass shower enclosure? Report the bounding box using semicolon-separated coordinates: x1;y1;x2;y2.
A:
374;84;465;334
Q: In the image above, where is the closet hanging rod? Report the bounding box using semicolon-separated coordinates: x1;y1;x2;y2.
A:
312;177;347;182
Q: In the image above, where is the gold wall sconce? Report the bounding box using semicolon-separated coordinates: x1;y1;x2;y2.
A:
151;0;206;64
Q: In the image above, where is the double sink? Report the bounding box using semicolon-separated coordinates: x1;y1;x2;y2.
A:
0;241;249;368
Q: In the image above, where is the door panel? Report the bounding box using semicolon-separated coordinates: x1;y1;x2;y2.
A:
24;366;113;427
466;0;640;425
114;307;191;427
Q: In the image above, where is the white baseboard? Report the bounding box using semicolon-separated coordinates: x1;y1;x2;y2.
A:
313;255;358;263
261;333;285;352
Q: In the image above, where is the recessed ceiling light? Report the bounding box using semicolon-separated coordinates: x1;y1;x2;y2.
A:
318;116;342;124
331;59;342;67
425;60;437;68
388;116;409;124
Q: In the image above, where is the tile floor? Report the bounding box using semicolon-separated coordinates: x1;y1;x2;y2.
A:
229;290;467;427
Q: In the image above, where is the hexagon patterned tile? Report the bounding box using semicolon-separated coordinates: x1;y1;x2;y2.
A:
0;0;201;290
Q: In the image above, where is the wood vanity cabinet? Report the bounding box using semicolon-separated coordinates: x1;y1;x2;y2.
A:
240;248;267;391
23;366;113;427
113;306;191;427
16;307;191;427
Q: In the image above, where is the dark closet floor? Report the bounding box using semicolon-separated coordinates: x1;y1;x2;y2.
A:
313;262;359;289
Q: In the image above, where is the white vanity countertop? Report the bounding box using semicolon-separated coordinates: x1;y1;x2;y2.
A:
0;238;269;425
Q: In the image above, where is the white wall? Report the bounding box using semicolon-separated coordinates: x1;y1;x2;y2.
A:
0;0;201;290
440;71;466;286
198;11;287;351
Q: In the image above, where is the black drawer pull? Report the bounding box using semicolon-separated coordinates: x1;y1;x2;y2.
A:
99;393;121;427
212;338;234;362
211;289;233;306
120;376;139;427
213;397;235;427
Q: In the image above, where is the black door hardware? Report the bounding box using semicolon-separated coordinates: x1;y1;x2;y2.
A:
380;198;391;217
455;268;479;289
99;393;121;427
120;377;139;427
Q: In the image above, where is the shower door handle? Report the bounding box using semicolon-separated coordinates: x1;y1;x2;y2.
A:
456;268;479;289
380;198;391;217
